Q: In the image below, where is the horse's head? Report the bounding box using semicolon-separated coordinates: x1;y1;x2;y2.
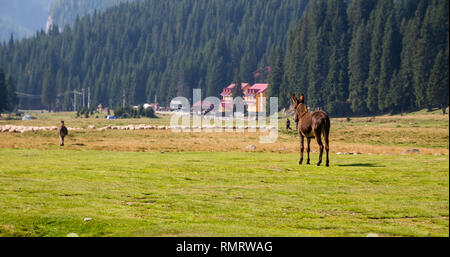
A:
292;93;307;123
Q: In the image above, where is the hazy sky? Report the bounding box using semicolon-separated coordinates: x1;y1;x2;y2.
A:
0;0;54;42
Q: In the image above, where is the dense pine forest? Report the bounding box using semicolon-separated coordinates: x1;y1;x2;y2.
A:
0;0;448;116
274;0;448;115
0;0;309;111
0;67;18;113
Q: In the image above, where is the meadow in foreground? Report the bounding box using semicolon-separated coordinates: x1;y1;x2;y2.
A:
0;149;448;237
0;110;448;237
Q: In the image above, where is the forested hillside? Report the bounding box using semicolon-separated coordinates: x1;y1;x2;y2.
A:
0;67;18;113
0;0;309;110
49;0;134;28
274;0;448;115
0;0;448;116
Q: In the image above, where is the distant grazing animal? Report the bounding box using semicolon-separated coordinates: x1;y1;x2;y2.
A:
292;93;330;166
286;118;291;130
58;120;68;146
203;104;215;115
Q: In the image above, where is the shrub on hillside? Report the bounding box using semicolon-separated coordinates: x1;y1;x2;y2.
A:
114;105;157;119
76;107;96;118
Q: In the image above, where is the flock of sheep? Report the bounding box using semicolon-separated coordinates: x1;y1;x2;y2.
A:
0;125;83;133
0;124;277;133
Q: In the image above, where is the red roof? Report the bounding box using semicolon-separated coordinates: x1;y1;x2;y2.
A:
221;83;249;96
245;83;269;96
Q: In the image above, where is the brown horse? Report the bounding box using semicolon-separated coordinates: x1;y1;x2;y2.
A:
292;93;330;166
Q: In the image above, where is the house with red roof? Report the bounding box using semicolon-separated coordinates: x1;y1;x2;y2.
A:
220;82;269;114
244;83;269;114
220;83;251;112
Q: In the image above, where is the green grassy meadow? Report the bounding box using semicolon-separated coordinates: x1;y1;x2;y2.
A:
0;149;448;237
0;110;448;237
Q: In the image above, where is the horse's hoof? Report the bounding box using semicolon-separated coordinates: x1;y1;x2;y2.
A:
298;161;303;165
326;163;329;167
316;162;321;166
306;160;310;165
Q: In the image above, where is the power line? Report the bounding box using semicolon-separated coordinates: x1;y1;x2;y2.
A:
15;90;83;98
15;92;41;99
15;89;88;111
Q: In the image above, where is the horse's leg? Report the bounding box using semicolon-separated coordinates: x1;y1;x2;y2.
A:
299;134;304;165
306;137;311;164
314;130;324;166
324;129;330;167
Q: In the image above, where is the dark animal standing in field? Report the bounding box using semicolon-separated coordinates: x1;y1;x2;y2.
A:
58;120;68;146
286;118;291;130
292;93;330;166
203;104;215;115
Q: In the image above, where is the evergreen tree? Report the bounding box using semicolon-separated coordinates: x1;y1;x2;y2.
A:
324;0;350;116
6;75;18;112
231;69;243;98
41;70;57;111
282;19;309;109
378;13;401;112
307;29;327;109
268;46;283;100
267;46;283;114
365;0;394;113
240;45;257;85
348;0;376;29
427;50;449;113
348;23;370;114
396;17;419;113
0;67;7;113
206;57;227;98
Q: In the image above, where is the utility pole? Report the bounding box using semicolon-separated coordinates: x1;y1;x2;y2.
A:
73;90;77;112
82;88;85;108
122;89;126;107
88;87;90;109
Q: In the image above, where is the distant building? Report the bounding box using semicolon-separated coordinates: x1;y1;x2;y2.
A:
97;104;104;113
245;83;269;114
220;82;269;115
220;83;250;112
144;103;159;111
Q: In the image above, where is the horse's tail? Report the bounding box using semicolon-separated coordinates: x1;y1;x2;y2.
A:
323;115;330;149
324;115;330;135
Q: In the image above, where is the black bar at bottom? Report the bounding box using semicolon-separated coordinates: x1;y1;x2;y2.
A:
0;237;447;256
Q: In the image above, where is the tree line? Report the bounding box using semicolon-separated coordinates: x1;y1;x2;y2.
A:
0;0;310;111
0;67;18;113
270;0;449;116
114;105;156;119
0;0;447;116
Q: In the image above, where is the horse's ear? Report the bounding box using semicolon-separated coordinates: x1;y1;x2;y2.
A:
299;93;305;103
292;94;299;105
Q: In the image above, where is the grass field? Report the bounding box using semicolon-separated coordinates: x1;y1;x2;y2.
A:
0;110;448;237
